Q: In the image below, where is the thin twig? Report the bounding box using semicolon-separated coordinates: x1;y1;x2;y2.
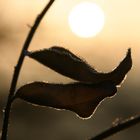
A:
90;115;140;140
1;1;55;140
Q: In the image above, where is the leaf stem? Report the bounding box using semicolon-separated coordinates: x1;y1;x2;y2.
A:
90;115;140;140
1;1;55;140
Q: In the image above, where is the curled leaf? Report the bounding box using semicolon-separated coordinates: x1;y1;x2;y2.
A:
28;47;132;85
107;48;132;85
28;46;97;83
15;82;117;118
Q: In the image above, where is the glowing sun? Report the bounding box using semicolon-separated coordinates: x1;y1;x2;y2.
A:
68;2;105;38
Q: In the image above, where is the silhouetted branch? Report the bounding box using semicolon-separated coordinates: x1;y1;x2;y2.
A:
1;1;55;140
90;115;140;140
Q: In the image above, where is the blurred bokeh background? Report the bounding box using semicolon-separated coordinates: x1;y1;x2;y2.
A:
0;0;140;140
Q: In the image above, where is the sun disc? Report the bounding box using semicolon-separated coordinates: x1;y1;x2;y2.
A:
69;2;105;38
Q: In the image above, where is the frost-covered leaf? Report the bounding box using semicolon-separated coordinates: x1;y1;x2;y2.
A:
28;47;132;85
15;82;117;119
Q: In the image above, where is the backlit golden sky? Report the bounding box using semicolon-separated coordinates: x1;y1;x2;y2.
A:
0;1;140;140
0;0;140;87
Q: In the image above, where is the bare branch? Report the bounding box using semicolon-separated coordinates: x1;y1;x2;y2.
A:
90;115;140;140
1;1;55;140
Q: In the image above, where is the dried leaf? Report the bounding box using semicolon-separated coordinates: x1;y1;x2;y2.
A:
28;47;132;85
108;48;132;85
15;82;117;118
28;46;97;83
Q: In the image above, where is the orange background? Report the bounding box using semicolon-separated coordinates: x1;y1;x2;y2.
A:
0;0;140;140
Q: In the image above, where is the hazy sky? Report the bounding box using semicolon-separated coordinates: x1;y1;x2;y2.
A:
0;0;139;85
0;1;140;140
